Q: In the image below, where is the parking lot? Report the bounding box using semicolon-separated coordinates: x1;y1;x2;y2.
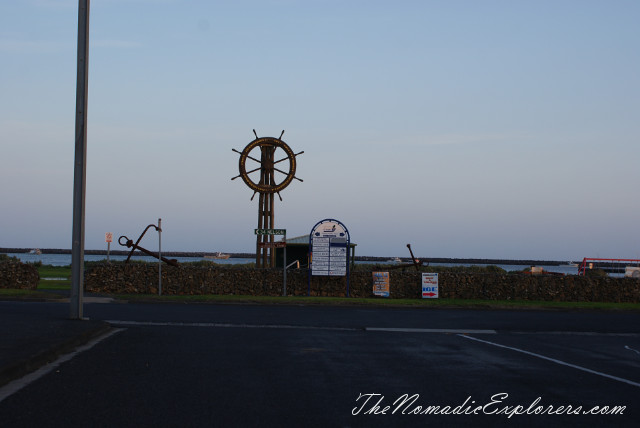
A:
1;302;638;427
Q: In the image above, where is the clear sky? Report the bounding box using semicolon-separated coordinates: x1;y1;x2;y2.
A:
1;0;639;260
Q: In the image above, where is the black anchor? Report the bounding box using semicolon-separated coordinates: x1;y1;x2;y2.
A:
119;224;178;267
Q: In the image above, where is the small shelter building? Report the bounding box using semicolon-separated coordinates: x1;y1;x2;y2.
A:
275;235;357;269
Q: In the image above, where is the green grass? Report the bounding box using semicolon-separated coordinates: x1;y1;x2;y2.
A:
113;293;640;311
2;285;639;311
37;265;71;290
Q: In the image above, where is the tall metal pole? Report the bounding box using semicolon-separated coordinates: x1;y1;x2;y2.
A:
158;218;162;296
70;0;90;320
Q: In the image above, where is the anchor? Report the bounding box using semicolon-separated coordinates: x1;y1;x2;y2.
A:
119;224;179;267
387;244;424;271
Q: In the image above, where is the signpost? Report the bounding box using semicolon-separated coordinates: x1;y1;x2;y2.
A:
308;219;351;296
255;228;286;235
254;229;288;295
258;241;286;249
421;273;439;298
105;232;113;262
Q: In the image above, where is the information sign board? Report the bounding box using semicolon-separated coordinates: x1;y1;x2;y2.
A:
310;220;349;277
372;272;390;297
308;219;352;296
421;273;439;298
105;232;113;243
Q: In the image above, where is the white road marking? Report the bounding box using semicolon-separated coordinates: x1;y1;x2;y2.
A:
106;320;496;334
56;297;115;304
105;320;359;331
512;331;640;337
0;328;125;403
366;327;496;334
459;334;640;389
625;345;640;356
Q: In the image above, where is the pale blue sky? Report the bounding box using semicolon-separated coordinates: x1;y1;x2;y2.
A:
1;0;639;260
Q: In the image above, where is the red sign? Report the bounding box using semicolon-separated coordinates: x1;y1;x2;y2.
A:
105;232;113;243
258;241;286;249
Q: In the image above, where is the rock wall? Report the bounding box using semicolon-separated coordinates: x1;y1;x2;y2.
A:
0;262;39;290
84;265;640;303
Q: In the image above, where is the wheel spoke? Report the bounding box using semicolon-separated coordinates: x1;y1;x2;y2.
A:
273;156;290;166
245;166;261;175
273;167;290;176
246;153;261;164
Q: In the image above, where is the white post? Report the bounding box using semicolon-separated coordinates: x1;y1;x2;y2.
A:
283;232;287;296
158;218;162;296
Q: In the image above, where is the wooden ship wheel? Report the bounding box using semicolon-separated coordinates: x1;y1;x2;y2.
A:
232;130;303;267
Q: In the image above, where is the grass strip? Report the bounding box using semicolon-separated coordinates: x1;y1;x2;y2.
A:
36;265;71;290
2;287;639;311
113;293;640;311
0;289;58;299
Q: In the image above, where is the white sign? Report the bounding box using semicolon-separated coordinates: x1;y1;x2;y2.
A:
310;220;349;277
105;232;113;243
421;273;438;298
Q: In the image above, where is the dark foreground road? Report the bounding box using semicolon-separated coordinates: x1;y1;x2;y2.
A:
1;302;638;427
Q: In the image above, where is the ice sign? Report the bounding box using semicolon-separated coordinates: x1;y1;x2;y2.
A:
421;273;439;298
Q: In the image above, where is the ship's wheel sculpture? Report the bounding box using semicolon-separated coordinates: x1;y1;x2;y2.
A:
232;130;303;267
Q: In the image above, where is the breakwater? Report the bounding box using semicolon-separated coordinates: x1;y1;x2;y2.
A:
1;248;571;266
84;265;640;303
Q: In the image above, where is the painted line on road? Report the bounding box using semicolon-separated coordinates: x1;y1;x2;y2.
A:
0;328;125;403
459;334;640;389
366;327;496;334
106;320;360;331
511;331;640;337
625;345;640;356
105;321;498;335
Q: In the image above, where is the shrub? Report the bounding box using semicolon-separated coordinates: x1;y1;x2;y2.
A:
0;254;19;263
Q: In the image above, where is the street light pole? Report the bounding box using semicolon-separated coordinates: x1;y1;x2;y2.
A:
70;0;90;320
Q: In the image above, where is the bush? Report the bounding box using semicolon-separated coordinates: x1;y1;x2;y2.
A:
352;262;506;274
586;268;608;277
0;254;19;263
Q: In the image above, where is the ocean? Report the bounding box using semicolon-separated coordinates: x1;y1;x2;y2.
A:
5;252;580;275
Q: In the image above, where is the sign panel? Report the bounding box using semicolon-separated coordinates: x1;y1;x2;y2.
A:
255;228;286;235
105;232;113;243
258;241;287;249
421;273;439;298
372;272;390;297
310;220;349;277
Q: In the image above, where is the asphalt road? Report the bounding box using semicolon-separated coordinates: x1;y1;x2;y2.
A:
1;302;639;427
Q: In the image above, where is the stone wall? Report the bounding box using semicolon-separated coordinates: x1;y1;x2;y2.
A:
0;262;39;290
84;264;640;303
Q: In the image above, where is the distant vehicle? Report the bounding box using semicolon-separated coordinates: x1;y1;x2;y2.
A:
29;249;41;255
386;257;402;263
204;252;230;260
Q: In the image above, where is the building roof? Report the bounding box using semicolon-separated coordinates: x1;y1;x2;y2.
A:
286;235;310;245
285;235;356;247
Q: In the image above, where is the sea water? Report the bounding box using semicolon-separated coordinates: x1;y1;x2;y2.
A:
6;253;254;267
5;252;579;275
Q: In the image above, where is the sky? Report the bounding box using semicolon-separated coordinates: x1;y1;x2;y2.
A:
1;0;639;260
